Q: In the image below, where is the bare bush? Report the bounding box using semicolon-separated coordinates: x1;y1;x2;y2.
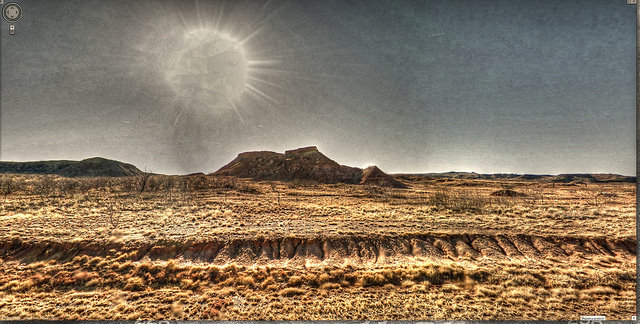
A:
121;177;138;192
363;185;388;198
428;189;487;212
33;176;56;196
594;191;618;207
107;204;121;230
57;178;78;194
139;172;151;193
0;177;15;196
237;183;262;194
287;178;319;189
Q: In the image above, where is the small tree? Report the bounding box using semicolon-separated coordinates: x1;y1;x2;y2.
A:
139;168;151;193
270;183;281;207
1;177;14;196
108;203;121;231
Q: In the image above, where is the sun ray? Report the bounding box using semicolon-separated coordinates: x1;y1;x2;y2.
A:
251;69;319;83
242;89;271;111
246;83;279;105
173;106;186;126
249;67;332;82
213;2;226;34
237;4;287;45
238;25;267;46
194;0;202;29
228;99;246;125
149;2;186;33
174;9;190;31
247;76;284;89
260;0;275;12
249;43;348;57
252;66;345;81
248;59;282;67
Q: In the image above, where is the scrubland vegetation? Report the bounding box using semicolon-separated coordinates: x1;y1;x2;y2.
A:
0;173;635;319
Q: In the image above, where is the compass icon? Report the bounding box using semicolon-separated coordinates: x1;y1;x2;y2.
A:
2;2;22;23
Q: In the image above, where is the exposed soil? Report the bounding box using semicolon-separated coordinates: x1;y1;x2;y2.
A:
1;233;634;266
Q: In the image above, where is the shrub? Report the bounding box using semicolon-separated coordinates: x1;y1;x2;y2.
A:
360;272;387;287
428;189;487;212
490;189;527;197
278;287;306;297
237;184;262;194
123;277;146;291
237;276;255;287
320;282;341;290
287;275;304;287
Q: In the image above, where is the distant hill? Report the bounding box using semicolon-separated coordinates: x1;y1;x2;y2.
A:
0;157;143;177
359;166;407;188
212;146;406;188
395;172;635;183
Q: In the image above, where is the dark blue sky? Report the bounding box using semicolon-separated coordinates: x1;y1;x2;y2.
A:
0;0;636;175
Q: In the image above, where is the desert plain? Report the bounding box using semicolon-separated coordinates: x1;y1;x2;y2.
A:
0;169;635;320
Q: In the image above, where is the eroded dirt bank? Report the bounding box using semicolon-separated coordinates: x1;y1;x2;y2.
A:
2;233;634;265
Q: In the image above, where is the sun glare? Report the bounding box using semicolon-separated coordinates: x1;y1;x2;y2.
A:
165;29;249;112
141;1;302;124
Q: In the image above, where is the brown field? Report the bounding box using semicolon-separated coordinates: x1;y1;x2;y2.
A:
0;174;635;320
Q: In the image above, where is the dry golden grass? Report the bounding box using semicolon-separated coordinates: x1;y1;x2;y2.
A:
0;174;635;319
0;174;634;244
0;256;633;319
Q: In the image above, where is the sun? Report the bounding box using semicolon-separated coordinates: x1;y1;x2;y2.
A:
165;29;249;112
137;1;296;124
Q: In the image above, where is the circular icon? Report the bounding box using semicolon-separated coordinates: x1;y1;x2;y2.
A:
2;2;22;23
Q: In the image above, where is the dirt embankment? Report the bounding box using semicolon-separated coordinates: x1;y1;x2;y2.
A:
1;233;634;265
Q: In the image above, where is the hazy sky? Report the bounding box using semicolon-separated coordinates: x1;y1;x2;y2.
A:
1;0;635;175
